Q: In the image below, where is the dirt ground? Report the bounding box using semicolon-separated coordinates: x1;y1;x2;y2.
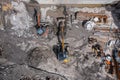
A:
0;0;120;80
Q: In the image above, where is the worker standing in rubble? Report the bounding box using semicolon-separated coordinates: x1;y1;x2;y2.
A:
105;54;114;74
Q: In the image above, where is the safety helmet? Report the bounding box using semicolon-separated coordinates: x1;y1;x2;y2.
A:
106;56;112;61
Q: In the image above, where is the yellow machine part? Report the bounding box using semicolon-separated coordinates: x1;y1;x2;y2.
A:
63;58;69;63
2;4;12;11
61;24;64;52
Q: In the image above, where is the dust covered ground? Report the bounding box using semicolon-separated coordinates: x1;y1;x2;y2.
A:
0;0;120;80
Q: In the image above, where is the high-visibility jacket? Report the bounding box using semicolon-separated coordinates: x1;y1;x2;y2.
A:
106;60;111;65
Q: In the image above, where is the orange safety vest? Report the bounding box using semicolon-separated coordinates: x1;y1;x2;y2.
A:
106;60;111;65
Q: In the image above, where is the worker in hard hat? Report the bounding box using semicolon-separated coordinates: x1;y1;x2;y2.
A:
106;55;112;65
105;54;113;74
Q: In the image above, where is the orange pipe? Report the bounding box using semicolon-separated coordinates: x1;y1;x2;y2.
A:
37;13;40;27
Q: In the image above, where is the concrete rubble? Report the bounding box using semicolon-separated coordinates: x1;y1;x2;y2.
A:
0;0;120;80
10;1;34;38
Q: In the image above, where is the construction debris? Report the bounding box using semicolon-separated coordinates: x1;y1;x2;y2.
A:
76;12;108;24
83;19;96;30
0;0;120;80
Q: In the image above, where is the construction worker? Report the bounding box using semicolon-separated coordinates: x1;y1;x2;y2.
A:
105;55;112;65
105;54;113;74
